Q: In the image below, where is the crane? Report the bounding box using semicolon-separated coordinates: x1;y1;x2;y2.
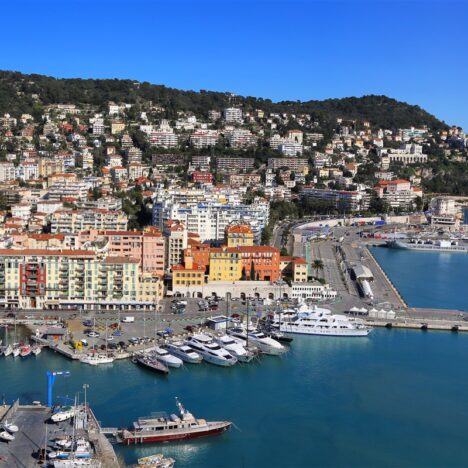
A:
46;370;71;407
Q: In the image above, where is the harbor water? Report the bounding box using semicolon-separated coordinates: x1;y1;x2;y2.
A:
2;326;468;467
370;246;468;310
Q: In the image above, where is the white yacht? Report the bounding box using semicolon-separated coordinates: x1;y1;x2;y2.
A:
51;407;76;423
184;334;238;366
2;344;13;357
149;347;183;368
164;341;203;364
80;354;114;366
228;327;286;356
213;334;255;363
275;304;372;337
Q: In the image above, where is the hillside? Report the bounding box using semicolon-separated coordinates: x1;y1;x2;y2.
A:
0;70;448;131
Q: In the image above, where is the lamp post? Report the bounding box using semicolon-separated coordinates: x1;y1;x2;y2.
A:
83;384;89;426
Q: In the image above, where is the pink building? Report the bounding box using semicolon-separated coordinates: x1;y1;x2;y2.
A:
78;227;165;275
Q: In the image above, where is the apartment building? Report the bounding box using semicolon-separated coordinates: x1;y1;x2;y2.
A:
77;227;165;275
374;180;422;208
268;158;309;172
226;129;257;148
378;143;428;165
163;220;188;271
216;157;255;172
190;130;219;148
223;107;243;123
149;130;178;148
0;162;16;182
0;249;161;310
278;142;303;156
225;223;254;247
301;187;370;211
50;209;128;233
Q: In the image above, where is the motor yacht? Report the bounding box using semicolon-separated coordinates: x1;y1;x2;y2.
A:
275;304;372;337
164;341;203;364
184;334;237;366
228;327;286;355
150;346;183;368
213;334;255;363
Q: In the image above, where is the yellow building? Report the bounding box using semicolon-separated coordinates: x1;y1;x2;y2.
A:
208;247;242;282
224;223;254;248
172;255;205;288
111;121;126;134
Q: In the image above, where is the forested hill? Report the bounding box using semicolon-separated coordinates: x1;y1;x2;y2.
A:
0;70;448;130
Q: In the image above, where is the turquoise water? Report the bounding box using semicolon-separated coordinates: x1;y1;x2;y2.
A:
3;327;468;467
370;246;468;311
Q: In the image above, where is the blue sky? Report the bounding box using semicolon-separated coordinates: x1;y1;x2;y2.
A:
1;0;467;128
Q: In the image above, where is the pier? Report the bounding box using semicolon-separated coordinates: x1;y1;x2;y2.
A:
0;400;120;467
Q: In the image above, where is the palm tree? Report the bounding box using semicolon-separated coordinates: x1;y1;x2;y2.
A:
312;259;324;279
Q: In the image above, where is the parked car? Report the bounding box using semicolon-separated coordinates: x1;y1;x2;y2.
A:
82;320;93;327
112;330;122;337
87;331;100;338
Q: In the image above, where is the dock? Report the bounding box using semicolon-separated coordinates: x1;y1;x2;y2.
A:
0;400;121;468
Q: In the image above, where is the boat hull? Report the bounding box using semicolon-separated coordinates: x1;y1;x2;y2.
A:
121;423;230;445
279;326;371;337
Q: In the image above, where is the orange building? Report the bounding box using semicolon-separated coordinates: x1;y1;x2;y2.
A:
238;245;281;281
184;240;211;269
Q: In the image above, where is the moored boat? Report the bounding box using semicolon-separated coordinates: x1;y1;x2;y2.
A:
133;354;169;375
184;334;237;366
117;398;231;445
20;344;32;357
80;354;114;366
135;453;175;467
0;430;15;441
164;342;202;364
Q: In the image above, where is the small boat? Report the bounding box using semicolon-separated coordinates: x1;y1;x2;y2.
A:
80;354;114;366
150;347;183;368
133;354;169;375
0;430;15;441
20;344;32;357
53;460;102;467
164;342;202;364
118;398;231;445
2;344;12;357
2;420;19;433
51;406;76;423
32;345;42;356
136;453;175;467
56;437;73;449
12;345;20;357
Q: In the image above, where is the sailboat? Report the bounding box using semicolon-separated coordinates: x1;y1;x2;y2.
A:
1;326;12;357
12;319;20;357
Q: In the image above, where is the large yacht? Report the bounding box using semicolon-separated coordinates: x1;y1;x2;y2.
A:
275;304;372;337
117;398;231;445
227;327;286;355
184;334;237;366
164;341;203;364
213;334;255;363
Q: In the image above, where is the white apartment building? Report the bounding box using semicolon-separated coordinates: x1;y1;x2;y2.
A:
190;130;219;148
378;143;427;165
50;209;128;233
149;130;178;148
278;142;304;156
16;162;39;180
0;162;16;182
226;129;257;148
223;107;243;123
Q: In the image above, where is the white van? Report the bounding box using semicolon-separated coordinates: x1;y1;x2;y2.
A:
121;316;135;323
